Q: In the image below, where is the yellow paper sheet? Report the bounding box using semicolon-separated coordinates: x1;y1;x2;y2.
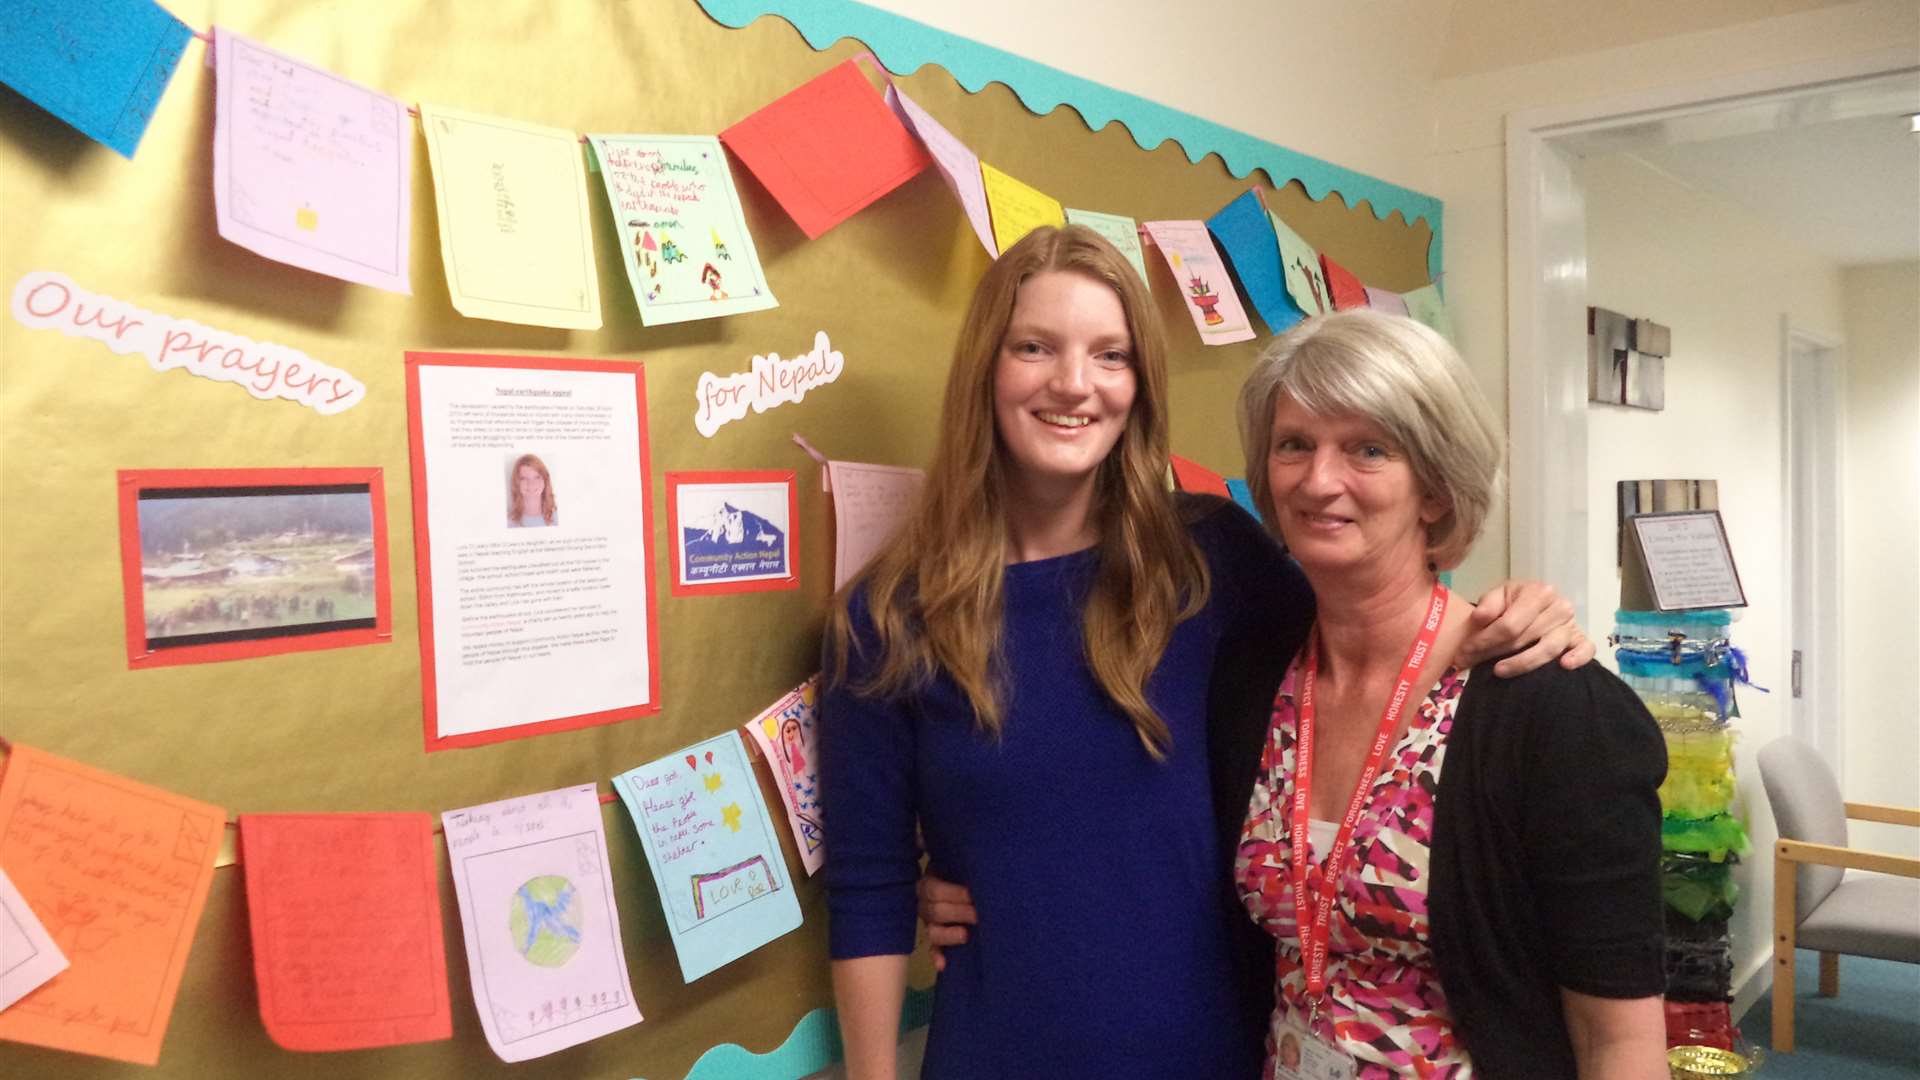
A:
419;103;602;330
980;162;1066;255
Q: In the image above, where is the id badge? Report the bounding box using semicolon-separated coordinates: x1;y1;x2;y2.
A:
1273;1015;1356;1080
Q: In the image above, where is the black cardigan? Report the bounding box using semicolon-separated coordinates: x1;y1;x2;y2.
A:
1210;647;1668;1078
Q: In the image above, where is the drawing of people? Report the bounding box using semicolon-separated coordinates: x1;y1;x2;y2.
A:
508;453;558;527
701;262;727;301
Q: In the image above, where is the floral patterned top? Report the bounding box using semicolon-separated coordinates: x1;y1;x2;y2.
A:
1235;661;1475;1078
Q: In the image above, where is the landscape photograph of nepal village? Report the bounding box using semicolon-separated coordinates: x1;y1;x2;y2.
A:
136;487;377;646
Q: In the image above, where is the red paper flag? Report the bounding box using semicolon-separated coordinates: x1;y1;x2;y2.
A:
1171;454;1231;497
721;60;930;239
1320;252;1370;311
240;813;452;1051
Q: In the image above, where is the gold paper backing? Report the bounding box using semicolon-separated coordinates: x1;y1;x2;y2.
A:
0;1;1431;1075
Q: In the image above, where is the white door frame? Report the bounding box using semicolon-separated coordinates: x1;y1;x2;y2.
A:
1782;323;1846;772
1504;48;1916;624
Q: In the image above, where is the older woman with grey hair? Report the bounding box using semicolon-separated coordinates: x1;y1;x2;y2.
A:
1228;310;1668;1079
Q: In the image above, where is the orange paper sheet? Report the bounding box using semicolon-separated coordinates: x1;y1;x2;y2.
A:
1319;252;1370;311
720;60;930;239
0;745;223;1065
239;813;453;1052
1171;454;1231;497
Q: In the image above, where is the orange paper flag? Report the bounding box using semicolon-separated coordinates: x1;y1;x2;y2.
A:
1170;454;1231;498
240;813;453;1051
1319;252;1370;311
720;60;930;239
0;745;222;1065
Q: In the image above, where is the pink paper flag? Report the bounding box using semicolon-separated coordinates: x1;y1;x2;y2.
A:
885;85;997;257
1141;221;1256;345
743;677;825;876
1364;286;1409;316
240;813;452;1051
211;28;411;294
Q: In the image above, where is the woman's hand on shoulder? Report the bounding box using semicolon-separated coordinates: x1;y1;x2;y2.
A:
917;873;977;972
1459;579;1594;676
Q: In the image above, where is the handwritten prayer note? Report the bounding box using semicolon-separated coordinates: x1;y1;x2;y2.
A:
0;745;222;1064
1142;220;1256;345
211;29;411;294
743;678;824;876
826;460;925;590
1267;210;1332;321
0;865;67;1013
1065;208;1150;288
419;103;602;330
239;813;451;1051
719;59;930;240
886;86;997;257
613;733;802;983
0;0;191;157
587;134;776;326
1206;190;1295;333
441;785;641;1061
980;162;1066;255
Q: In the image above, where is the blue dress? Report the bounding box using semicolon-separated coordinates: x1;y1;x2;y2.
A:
820;497;1312;1078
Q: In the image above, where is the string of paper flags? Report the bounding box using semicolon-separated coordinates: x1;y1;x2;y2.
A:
2;2;1453;343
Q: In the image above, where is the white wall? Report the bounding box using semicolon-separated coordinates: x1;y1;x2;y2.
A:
1840;261;1920;856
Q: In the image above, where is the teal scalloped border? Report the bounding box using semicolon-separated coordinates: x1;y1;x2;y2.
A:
637;987;932;1080
695;0;1442;281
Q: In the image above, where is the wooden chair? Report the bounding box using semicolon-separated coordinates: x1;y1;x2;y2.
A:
1757;735;1920;1052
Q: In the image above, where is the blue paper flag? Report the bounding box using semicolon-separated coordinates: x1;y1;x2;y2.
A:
0;0;192;158
1225;478;1262;519
613;732;803;982
1205;189;1299;334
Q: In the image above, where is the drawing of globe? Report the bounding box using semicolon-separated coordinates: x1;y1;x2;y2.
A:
508;875;583;967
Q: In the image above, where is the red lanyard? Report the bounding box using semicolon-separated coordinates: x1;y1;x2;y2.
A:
1287;581;1448;997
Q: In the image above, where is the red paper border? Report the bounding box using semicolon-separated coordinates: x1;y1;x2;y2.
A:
116;467;393;669
405;352;661;752
664;470;801;597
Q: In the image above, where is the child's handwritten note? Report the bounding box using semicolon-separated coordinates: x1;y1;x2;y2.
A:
1267;210;1332;321
419;103;601;330
720;60;929;240
587;134;777;326
613;733;802;982
1141;221;1256;345
1318;252;1369;311
743;677;824;876
0;745;222;1064
0;864;67;1013
441;785;641;1061
825;460;925;590
239;813;451;1051
0;0;191;158
211;29;411;294
1206;190;1295;333
1064;208;1150;288
885;86;997;257
980;162;1066;255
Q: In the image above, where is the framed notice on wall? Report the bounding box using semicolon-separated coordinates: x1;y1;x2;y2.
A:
1625;510;1747;611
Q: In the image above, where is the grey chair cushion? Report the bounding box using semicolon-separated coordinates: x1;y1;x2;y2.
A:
1759;735;1848;916
1797;872;1920;964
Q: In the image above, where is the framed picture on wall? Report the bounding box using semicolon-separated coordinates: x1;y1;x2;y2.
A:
116;467;392;668
1588;305;1666;410
664;471;799;596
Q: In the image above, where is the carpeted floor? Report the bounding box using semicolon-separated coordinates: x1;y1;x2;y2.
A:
1736;949;1920;1078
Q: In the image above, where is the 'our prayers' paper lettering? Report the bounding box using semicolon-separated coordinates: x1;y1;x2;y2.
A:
10;270;366;415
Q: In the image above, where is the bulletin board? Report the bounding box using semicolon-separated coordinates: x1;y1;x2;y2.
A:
0;2;1438;1077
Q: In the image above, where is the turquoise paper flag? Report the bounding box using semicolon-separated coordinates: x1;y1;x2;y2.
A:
613;732;803;982
1206;190;1296;334
0;0;192;158
1225;478;1262;520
